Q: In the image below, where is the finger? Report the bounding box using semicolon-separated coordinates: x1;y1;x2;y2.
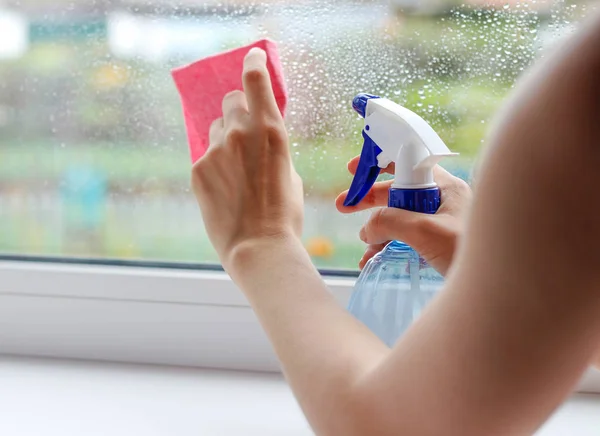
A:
433;165;472;212
209;118;224;146
432;165;459;189
361;207;434;246
347;156;463;189
335;180;393;213
433;165;471;194
359;243;387;270
347;155;394;176
222;90;249;125
242;47;280;119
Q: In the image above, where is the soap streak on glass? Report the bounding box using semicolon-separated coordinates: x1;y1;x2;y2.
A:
0;0;586;268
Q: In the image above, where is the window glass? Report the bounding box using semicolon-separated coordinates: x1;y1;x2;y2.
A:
0;0;587;268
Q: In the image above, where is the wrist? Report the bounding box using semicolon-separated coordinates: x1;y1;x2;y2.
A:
224;233;305;279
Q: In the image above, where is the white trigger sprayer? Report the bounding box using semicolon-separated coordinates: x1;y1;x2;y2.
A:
345;93;458;346
344;93;457;209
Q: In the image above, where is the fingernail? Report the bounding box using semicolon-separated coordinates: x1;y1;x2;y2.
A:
359;227;366;242
247;47;264;57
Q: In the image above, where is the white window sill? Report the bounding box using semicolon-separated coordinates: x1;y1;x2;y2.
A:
0;260;354;372
2;257;600;434
0;355;598;436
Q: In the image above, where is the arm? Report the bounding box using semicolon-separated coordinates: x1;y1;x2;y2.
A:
227;238;388;435
193;18;600;435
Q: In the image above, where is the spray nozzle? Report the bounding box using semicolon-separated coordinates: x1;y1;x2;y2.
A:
344;93;457;209
352;93;379;118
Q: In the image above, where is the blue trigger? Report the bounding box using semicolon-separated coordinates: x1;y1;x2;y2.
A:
343;130;382;207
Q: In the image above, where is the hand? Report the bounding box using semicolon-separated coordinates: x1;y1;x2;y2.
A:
191;48;304;272
335;158;471;275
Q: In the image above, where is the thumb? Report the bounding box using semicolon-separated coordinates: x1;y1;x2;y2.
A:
360;208;435;249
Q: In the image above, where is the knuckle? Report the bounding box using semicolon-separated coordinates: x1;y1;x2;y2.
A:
452;177;471;194
224;126;246;145
265;122;285;142
209;118;223;137
223;90;246;110
224;89;244;100
373;207;391;227
367;208;387;237
190;158;206;191
191;155;205;175
257;120;287;149
441;177;472;210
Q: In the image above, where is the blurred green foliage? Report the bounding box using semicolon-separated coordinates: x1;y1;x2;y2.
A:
0;5;562;265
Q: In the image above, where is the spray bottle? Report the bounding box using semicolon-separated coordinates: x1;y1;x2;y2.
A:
345;93;457;347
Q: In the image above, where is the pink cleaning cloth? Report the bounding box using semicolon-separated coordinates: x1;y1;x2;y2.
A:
172;39;288;163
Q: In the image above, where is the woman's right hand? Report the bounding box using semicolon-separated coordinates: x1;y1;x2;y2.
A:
335;157;472;276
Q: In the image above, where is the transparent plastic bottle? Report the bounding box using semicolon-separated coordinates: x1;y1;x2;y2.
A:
342;93;455;347
348;241;444;347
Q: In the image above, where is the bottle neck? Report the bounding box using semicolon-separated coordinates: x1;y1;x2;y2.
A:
388;187;441;214
386;240;412;251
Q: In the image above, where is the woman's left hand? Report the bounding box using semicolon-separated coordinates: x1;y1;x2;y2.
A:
191;48;304;272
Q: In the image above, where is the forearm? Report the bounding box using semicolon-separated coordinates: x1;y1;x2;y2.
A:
383;10;600;433
354;263;600;435
227;236;600;436
227;237;389;435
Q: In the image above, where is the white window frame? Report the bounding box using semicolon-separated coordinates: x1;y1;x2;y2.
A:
0;259;353;372
1;258;599;393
